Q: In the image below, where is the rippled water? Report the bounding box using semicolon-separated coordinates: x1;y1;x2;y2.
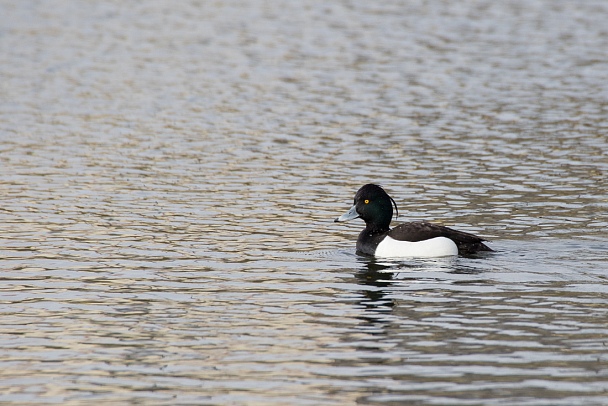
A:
1;0;607;404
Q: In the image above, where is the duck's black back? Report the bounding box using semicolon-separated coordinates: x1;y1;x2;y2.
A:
389;221;493;255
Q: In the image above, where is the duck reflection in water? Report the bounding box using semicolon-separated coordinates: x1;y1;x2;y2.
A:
354;256;487;314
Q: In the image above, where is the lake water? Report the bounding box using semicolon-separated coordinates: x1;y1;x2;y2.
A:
1;0;607;404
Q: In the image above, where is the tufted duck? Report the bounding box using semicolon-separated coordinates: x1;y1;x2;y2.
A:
335;184;493;257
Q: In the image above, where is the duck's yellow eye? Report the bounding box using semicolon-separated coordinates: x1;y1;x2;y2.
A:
364;199;370;204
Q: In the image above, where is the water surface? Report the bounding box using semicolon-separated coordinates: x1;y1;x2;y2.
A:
1;0;607;404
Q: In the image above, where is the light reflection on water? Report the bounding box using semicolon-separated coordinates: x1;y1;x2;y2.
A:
1;0;608;404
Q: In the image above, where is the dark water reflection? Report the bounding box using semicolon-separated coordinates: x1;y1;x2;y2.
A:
1;0;608;404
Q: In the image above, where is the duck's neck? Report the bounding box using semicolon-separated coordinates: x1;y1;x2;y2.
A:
364;221;390;235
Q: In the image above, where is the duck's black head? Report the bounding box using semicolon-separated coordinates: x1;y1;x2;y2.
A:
335;184;399;232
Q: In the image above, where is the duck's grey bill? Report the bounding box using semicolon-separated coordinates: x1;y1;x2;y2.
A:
334;205;359;222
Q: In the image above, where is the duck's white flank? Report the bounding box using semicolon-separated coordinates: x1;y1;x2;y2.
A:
374;236;458;258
